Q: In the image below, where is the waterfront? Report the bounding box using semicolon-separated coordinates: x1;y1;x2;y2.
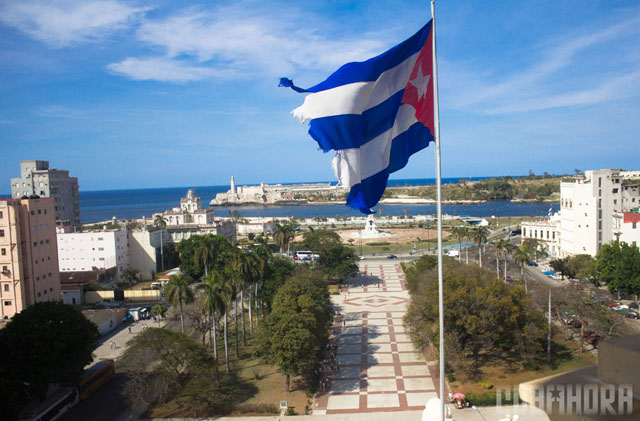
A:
79;180;558;223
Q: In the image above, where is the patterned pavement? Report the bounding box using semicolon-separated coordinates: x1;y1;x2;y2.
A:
314;260;438;415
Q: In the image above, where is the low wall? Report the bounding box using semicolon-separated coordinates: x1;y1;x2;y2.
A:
84;289;161;304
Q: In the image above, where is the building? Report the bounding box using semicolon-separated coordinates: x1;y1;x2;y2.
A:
0;197;61;319
613;209;640;247
521;213;561;258
129;224;169;280
154;189;236;244
560;169;640;257
10;160;81;229
210;175;344;205
56;228;130;282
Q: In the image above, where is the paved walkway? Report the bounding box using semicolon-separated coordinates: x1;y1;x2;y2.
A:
93;318;165;362
310;258;550;421
314;260;437;415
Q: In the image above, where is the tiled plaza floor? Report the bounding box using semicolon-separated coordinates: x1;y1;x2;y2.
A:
314;260;438;415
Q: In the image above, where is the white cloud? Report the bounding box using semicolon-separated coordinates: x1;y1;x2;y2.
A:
0;0;147;47
444;16;640;114
107;57;236;82
108;5;387;82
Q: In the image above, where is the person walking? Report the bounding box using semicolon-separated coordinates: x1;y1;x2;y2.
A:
128;326;132;334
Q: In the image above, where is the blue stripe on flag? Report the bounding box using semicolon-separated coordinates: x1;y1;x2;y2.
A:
346;123;434;212
305;22;432;93
309;90;404;152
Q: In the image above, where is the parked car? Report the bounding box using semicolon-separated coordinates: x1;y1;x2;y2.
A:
387;254;397;260
505;275;513;283
568;319;582;329
527;262;538;267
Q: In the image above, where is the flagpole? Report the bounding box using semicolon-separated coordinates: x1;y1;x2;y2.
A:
430;1;445;420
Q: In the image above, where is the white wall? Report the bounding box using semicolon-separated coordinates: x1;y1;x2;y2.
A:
57;229;130;280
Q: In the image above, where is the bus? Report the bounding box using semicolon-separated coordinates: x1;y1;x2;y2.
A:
19;387;78;421
77;359;115;400
294;250;319;261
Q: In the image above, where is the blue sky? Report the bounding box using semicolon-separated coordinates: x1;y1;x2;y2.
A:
1;0;639;193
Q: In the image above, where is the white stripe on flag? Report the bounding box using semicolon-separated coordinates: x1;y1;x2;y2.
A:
331;103;418;188
292;52;420;122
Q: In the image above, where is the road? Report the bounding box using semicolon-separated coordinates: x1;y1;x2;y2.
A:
61;318;166;421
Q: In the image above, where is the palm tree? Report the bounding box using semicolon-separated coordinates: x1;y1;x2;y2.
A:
512;245;531;293
196;273;230;383
272;222;295;255
471;226;489;267
231;248;257;345
451;226;465;262
164;274;194;333
195;240;214;278
496;238;513;282
153;213;167;272
121;266;139;288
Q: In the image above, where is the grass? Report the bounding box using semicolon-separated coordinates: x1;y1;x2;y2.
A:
448;335;596;399
148;311;311;417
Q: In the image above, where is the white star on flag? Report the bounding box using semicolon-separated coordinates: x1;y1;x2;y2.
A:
409;64;431;101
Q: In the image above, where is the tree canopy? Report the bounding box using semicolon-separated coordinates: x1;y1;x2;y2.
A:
595;241;640;299
255;267;333;392
404;257;546;370
300;230;358;282
0;302;98;417
120;328;216;409
176;234;232;280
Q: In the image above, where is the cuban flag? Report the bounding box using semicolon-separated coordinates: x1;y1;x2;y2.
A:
280;21;435;214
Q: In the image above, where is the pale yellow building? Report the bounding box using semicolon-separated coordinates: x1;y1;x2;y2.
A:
0;197;61;319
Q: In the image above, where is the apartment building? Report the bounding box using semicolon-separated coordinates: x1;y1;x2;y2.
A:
0;197;61;319
56;228;130;282
10;160;81;229
560;169;640;257
521;214;561;258
613;210;640;248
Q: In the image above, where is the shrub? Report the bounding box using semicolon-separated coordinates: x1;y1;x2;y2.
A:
235;403;279;415
477;381;493;389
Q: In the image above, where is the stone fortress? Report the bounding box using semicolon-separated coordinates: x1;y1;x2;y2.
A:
210;175;347;206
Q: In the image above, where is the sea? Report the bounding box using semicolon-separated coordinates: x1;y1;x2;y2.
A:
76;177;559;224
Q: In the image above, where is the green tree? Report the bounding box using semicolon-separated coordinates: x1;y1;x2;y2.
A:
495;238;513;282
122;266;139;288
300;230;358;282
153;214;167;272
165;274;195;333
596;241;640;306
120;328;215;409
567;254;596;280
512;245;531;292
255;268;333;392
550;257;573;280
151;303;167;319
176;234;231;280
450;226;466;262
404;259;545;371
272;221;296;255
471;226;489;267
196;273;230;381
0;302;98;417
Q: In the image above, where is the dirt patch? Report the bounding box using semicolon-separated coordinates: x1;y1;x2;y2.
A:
335;227;450;244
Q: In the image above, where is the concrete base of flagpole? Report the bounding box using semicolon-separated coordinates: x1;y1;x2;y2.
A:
422;398;452;420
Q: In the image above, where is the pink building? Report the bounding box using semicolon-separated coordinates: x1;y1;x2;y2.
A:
0;197;61;319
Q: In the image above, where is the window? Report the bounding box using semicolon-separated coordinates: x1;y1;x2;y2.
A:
38;210;41;214
30;210;34;215
0;211;3;218
4;301;11;306
45;239;49;244
37;292;41;298
1;248;5;256
613;188;619;193
634;222;637;229
3;284;8;292
33;242;37;247
0;229;4;237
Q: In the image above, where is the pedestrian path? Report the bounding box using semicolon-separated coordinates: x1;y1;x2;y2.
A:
314;260;437;415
